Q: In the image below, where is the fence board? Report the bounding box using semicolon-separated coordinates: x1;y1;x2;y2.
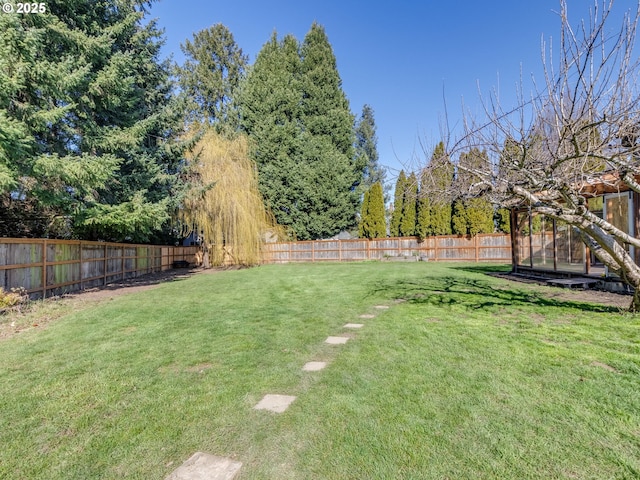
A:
0;238;200;298
263;234;511;264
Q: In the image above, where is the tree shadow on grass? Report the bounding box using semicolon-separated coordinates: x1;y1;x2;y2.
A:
449;264;512;274
371;274;621;314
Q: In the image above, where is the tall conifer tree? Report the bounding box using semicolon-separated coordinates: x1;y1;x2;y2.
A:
389;170;407;237
178;24;248;128
239;33;303;233
425;142;454;235
240;24;358;240
416;169;432;241
0;0;184;241
359;182;386;238
451;200;469;235
454;148;494;236
354;104;385;196
399;173;418;236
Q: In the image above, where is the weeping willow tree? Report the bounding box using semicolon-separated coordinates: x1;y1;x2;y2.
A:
180;130;284;266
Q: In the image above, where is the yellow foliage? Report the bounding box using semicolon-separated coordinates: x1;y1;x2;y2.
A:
0;287;28;310
179;130;285;266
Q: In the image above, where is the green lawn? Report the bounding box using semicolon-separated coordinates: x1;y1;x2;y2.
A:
1;262;639;479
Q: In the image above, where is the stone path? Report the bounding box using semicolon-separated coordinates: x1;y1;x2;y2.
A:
165;452;241;480
169;304;392;478
303;361;327;371
253;394;297;413
325;335;349;344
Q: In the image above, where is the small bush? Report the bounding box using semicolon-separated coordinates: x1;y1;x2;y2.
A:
0;287;28;311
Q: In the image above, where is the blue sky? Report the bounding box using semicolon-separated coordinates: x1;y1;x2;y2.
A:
148;0;625;185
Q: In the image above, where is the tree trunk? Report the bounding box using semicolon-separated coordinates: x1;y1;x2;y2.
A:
630;288;640;313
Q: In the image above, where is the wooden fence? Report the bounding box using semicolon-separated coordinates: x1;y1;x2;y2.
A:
0;238;200;299
263;234;512;264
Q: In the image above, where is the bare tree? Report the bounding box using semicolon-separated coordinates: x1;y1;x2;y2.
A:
453;0;640;311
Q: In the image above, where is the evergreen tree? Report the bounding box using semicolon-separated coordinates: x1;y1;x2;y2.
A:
239;24;358;240
451;200;468;235
358;189;371;238
399;173;418;236
455;148;494;236
239;33;304;233
178;24;248;128
389;170;407;237
416;168;431;241
466;197;496;235
354;104;385;197
495;207;511;233
425;142;454;235
359;182;386;238
0;0;184;242
298;23;358;238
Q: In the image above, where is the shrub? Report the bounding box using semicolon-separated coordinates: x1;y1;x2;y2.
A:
0;287;28;311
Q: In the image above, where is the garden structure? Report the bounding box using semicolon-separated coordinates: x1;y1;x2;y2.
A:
510;173;640;292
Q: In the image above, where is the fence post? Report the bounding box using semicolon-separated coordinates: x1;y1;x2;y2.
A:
434;237;439;261
79;241;83;291
312;241;315;262
121;245;125;280
41;239;47;299
103;244;108;286
475;235;479;262
339;240;342;261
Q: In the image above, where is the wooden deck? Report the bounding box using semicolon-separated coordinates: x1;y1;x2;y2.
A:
546;277;600;289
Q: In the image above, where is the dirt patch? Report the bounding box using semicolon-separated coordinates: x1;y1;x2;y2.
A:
185;362;214;373
529;313;546;325
590;361;618;373
66;268;203;301
0;267;228;341
492;273;631;310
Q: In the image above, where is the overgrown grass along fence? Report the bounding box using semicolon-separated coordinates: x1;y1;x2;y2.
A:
263;233;512;263
0;238;200;299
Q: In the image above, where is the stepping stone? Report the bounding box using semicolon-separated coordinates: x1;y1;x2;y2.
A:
302;361;327;371
253;394;297;413
325;336;349;344
358;314;375;319
165;452;241;480
374;305;390;309
343;323;364;329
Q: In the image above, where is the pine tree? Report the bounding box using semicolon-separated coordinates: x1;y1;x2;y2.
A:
0;1;185;242
354;104;385;197
389;171;407;237
298;23;358;239
239;24;358;240
178;24;248;128
399;173;418;236
239;33;304;233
